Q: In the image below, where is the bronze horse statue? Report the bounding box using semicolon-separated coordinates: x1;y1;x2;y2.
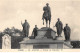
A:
42;3;51;28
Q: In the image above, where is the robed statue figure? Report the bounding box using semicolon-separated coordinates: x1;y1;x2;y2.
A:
32;25;38;39
21;20;30;37
55;18;63;36
42;3;51;27
64;24;71;41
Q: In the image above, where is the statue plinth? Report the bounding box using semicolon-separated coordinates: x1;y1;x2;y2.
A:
36;27;56;39
56;36;63;40
19;27;73;49
23;37;29;41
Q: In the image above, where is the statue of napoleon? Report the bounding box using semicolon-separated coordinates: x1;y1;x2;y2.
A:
21;20;30;37
42;3;51;27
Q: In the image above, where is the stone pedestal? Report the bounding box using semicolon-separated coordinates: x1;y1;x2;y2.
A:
19;38;72;49
56;36;63;40
19;27;73;49
23;37;29;41
36;27;56;39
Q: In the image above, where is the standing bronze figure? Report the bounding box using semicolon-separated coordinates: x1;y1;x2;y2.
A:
21;20;30;37
64;24;71;41
33;25;38;39
55;18;63;36
42;3;51;27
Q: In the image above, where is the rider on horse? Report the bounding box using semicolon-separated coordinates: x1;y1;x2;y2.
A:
42;3;51;27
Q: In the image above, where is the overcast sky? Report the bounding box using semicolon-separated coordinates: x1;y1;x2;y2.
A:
0;0;80;40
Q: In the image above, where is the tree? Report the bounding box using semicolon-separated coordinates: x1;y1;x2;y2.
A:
3;27;23;36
